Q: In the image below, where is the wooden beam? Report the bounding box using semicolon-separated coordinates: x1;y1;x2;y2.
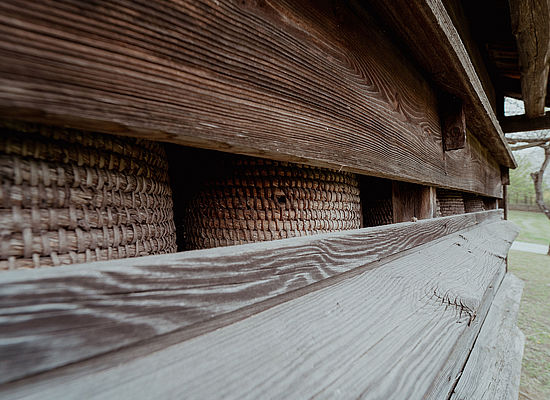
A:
0;210;504;385
0;0;505;196
440;96;467;151
501;112;550;133
361;0;516;168
501;166;510;185
0;219;519;399
510;0;550;118
451;274;524;400
392;182;436;222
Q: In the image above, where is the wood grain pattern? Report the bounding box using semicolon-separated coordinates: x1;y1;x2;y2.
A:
0;210;504;385
0;0;503;196
362;0;516;168
392;182;436;222
451;273;525;400
441;97;466;151
510;0;550;117
0;219;519;399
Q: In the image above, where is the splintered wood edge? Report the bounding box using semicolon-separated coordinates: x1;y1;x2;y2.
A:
450;273;525;400
0;215;519;399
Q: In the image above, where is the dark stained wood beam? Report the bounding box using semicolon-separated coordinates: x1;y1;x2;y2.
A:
510;0;550;118
502;112;550;132
0;0;511;196
0;210;504;385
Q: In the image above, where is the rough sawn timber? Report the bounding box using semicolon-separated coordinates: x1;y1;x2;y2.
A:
392;182;436;222
0;210;503;385
0;0;503;197
451;273;525;400
0;217;519;399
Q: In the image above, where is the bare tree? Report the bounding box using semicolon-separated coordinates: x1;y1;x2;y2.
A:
507;133;550;254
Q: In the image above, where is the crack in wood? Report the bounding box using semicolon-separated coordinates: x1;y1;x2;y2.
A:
430;289;477;326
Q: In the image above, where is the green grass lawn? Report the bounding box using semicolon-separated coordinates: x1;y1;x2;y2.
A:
509;210;550;245
507;211;550;400
508;251;550;400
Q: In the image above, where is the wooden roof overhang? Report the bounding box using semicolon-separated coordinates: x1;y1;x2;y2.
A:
359;0;517;169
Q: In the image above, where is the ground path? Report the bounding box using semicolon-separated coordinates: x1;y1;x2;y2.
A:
511;241;549;255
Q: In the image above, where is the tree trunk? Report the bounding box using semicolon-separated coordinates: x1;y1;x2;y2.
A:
529;145;550;254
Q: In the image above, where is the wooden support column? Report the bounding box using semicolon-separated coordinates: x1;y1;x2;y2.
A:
503;185;509;221
510;0;550;117
500;166;510;220
501;166;510;186
392;182;437;223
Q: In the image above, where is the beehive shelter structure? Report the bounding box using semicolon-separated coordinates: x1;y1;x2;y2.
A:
0;0;544;398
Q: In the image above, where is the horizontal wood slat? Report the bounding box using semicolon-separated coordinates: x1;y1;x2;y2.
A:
0;217;519;399
0;0;503;197
451;273;525;400
0;210;504;385
501;112;550;133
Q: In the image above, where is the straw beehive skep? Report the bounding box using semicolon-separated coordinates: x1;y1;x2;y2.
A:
181;156;362;249
0;122;176;270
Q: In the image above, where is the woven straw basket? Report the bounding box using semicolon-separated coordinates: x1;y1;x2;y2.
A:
182;156;362;249
463;194;486;213
0;122;176;270
436;189;466;217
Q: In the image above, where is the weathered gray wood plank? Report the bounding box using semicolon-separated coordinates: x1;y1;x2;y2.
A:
0;0;504;196
0;210;504;385
0;218;518;399
451;273;525;400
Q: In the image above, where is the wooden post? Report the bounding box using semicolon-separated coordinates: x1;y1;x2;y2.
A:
503;185;509;221
392;182;437;223
501;166;510;186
